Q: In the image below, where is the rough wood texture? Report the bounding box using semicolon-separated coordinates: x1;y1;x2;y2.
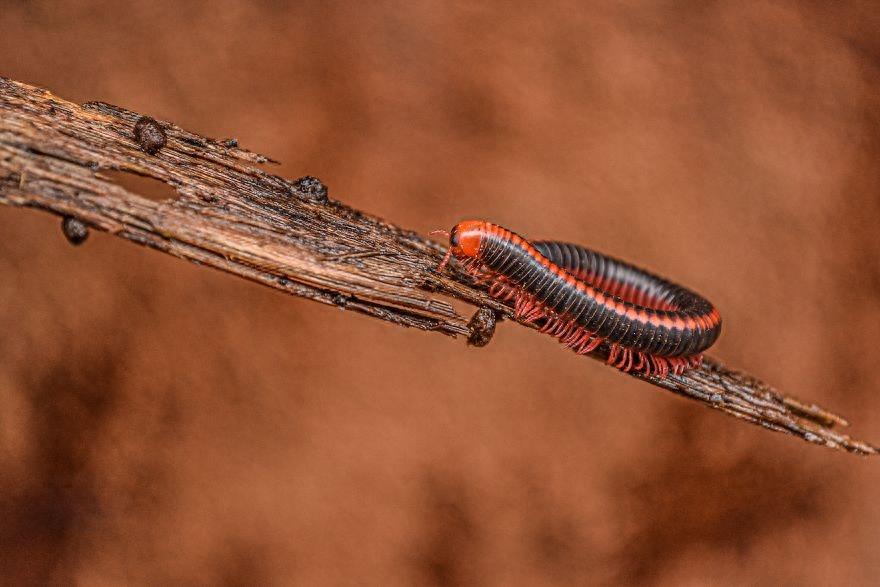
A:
1;77;875;455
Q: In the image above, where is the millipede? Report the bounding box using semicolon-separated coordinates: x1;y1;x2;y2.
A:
434;220;722;378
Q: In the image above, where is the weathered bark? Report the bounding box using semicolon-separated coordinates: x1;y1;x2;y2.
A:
0;77;874;455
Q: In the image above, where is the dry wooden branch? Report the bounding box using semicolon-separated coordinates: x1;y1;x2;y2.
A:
0;77;875;455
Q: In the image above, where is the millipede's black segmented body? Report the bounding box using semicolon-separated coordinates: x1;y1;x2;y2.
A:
531;241;721;356
440;221;722;377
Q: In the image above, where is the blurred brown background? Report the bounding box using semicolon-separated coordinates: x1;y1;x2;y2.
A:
2;1;879;585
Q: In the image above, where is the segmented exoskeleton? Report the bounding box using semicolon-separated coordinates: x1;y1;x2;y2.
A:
437;221;722;377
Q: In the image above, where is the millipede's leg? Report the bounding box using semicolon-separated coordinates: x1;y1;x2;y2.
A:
621;348;634;371
514;295;531;319
539;315;558;333
524;307;545;323
633;351;647;373
578;336;602;355
569;332;590;352
607;343;620;366
561;327;579;345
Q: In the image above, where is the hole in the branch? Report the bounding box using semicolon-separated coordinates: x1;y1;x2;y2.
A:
103;169;178;202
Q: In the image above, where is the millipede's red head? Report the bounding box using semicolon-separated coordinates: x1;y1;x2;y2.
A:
449;220;485;259
434;220;488;272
